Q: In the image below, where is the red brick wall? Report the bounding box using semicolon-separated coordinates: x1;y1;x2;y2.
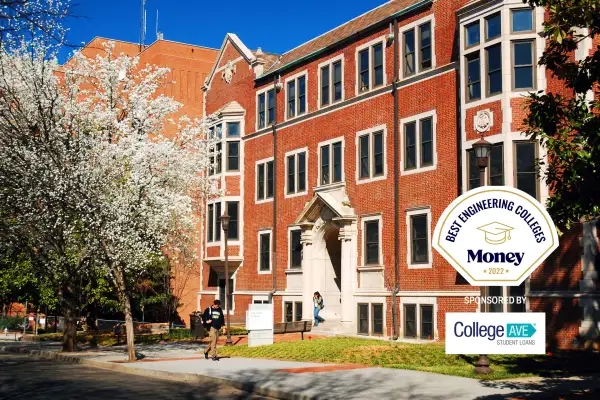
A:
530;297;581;350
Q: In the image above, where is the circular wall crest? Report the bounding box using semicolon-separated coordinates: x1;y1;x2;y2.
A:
474;109;493;133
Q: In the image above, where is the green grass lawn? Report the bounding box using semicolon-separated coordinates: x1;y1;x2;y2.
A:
218;337;600;380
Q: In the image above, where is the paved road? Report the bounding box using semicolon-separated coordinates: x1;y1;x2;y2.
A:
0;354;273;399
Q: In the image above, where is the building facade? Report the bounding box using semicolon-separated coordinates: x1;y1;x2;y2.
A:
199;0;599;348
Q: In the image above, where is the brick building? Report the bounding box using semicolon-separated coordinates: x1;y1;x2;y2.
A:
199;0;599;348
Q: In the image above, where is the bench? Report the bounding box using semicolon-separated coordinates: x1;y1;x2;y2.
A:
273;320;312;340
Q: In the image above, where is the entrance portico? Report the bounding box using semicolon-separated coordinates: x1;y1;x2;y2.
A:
294;189;357;333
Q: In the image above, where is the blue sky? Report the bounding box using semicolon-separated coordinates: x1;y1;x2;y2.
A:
60;0;386;62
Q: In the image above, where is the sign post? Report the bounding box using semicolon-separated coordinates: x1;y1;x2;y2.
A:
246;303;273;347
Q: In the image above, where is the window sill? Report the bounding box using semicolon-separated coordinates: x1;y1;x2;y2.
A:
400;164;436;176
206;242;222;247
355;84;385;98
285;269;303;275
314;181;345;192
258;269;272;275
256;197;274;205
408;263;432;270
356;175;386;185
317;99;344;111
358;265;384;272
284;112;307;123
399;66;435;82
285;191;308;199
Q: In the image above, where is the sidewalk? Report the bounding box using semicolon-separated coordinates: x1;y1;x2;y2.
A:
2;341;599;400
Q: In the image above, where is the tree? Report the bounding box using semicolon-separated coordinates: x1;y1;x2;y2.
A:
524;0;600;229
0;0;69;44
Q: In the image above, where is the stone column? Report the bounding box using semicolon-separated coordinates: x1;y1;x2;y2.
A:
300;223;314;321
338;219;357;331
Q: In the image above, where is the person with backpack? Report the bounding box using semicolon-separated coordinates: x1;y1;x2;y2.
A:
313;292;325;327
202;299;225;361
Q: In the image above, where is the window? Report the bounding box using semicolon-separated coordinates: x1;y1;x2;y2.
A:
256;159;274;201
515;141;538;199
357;127;385;182
364;218;380;265
402;113;436;174
402;19;434;78
486;13;501;40
208;124;223;176
420;305;433;340
468;143;503;189
226;122;240;137
358;303;369;335
512;40;535;90
319;139;343;185
207;202;222;243
226;201;239;240
357;39;385;92
227;142;239;171
218;279;233;312
259;231;271;272
284;301;303;322
410;214;429;265
512;9;533;33
286;73;307;119
372;304;383;335
257;89;276;129
286;150;307;196
404;304;416;338
289;229;302;269
466;52;481;101
489;286;504;313
509;283;526;312
465;21;480;47
320;58;343;107
486;44;502;96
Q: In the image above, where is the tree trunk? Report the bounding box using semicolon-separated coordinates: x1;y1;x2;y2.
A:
114;267;136;361
60;287;77;352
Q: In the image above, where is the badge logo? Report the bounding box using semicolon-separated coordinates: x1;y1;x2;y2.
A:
433;186;558;286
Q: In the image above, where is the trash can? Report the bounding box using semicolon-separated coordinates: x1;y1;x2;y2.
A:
190;312;205;340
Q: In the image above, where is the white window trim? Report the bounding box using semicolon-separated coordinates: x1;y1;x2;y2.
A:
252;295;270;304
284;70;309;121
355;35;387;96
317;54;345;110
399;15;436;80
284;147;308;198
399;296;437;340
361;214;383;267
255;85;275;131
282;298;303;323
218;273;236;315
208;122;224;177
355;298;387;336
206;200;222;247
287;226;302;270
400;110;438;176
224;120;242;174
255;156;274;204
317;136;345;188
257;228;273;275
406;207;433;269
355;124;388;184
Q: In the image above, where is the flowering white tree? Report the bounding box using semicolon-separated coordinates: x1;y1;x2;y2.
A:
0;39;221;358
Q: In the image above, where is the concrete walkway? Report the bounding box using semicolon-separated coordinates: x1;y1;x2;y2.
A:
2;341;599;400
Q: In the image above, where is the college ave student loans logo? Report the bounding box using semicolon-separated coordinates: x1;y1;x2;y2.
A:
433;186;559;286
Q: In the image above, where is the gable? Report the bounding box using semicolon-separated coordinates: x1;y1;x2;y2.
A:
204;34;256;89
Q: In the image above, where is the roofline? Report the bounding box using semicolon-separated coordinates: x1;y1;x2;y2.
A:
145;38;219;52
259;0;432;80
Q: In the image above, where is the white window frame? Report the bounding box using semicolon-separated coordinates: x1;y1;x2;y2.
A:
355;297;387;337
287;226;302;270
218;274;236;315
317;54;345;109
284;147;308;198
406;207;432;269
361;214;383;267
399;15;436;80
282;299;303;323
206;200;222;246
208;122;223;176
317;136;345;188
256;85;276;130
400;110;438;176
255;156;274;204
355;36;387;96
400;297;437;340
257;228;273;275
284;70;308;121
355;124;388;184
252;295;270;304
224;119;242;175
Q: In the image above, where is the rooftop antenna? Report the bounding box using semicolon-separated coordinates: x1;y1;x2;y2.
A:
156;9;163;41
139;0;147;51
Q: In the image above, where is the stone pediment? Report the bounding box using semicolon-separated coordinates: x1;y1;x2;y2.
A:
295;190;355;225
216;101;245;118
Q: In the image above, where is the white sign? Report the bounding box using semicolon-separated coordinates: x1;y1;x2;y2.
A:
246;304;273;331
433;186;558;286
445;312;546;354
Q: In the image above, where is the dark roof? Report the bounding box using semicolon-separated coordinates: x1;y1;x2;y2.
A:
263;0;428;76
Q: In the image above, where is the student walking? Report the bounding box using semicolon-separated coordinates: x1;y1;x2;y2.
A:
203;299;225;361
313;292;325;327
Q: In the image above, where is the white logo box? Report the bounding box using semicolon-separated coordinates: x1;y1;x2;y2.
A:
445;312;546;355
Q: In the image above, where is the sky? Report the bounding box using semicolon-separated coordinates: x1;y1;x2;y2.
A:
59;0;386;62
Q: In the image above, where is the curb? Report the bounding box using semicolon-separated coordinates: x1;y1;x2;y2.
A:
0;346;315;400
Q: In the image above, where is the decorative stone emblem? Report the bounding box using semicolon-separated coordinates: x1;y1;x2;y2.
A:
474;109;494;133
222;61;236;84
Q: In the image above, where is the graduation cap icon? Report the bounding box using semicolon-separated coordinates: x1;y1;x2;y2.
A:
477;222;514;245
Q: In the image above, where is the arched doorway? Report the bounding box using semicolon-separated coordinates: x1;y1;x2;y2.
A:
312;225;342;320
